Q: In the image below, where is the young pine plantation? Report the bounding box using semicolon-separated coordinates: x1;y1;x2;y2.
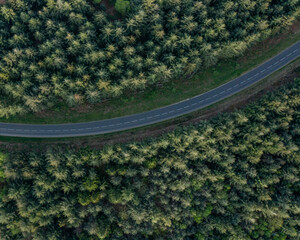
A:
0;0;299;117
0;80;299;239
0;0;300;239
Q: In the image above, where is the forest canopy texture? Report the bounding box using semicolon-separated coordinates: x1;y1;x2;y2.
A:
0;0;299;117
0;79;299;239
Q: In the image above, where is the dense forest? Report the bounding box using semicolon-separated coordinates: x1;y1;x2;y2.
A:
0;79;299;239
0;0;299;117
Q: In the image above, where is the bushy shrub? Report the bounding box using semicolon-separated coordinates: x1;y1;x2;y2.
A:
115;0;130;15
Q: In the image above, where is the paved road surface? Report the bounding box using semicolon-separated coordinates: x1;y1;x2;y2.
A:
1;40;300;138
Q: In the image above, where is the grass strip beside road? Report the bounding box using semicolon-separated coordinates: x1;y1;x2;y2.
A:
1;58;299;144
1;23;300;124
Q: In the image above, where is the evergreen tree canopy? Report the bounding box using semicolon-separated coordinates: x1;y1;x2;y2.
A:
0;80;299;239
0;0;299;116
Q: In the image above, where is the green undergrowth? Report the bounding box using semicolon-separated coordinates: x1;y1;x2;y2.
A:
0;79;299;239
1;25;300;124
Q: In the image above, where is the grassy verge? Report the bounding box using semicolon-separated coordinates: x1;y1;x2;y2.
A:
1;58;299;145
1;22;300;124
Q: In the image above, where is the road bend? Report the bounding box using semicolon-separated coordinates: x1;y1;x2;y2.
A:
0;40;300;137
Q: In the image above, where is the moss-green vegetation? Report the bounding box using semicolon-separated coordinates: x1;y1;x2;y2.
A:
0;0;299;117
115;0;130;15
0;80;299;239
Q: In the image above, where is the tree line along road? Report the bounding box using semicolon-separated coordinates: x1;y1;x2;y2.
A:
0;40;300;138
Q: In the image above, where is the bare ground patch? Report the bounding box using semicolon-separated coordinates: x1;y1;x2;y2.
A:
101;0;118;16
0;0;5;5
88;0;118;17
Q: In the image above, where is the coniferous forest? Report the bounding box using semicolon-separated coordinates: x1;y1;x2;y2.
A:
0;0;299;117
0;80;299;240
0;0;300;239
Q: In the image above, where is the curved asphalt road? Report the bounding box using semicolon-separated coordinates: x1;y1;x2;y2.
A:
1;40;300;138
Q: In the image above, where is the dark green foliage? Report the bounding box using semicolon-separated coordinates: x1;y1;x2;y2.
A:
0;152;6;181
0;0;299;117
0;80;299;239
